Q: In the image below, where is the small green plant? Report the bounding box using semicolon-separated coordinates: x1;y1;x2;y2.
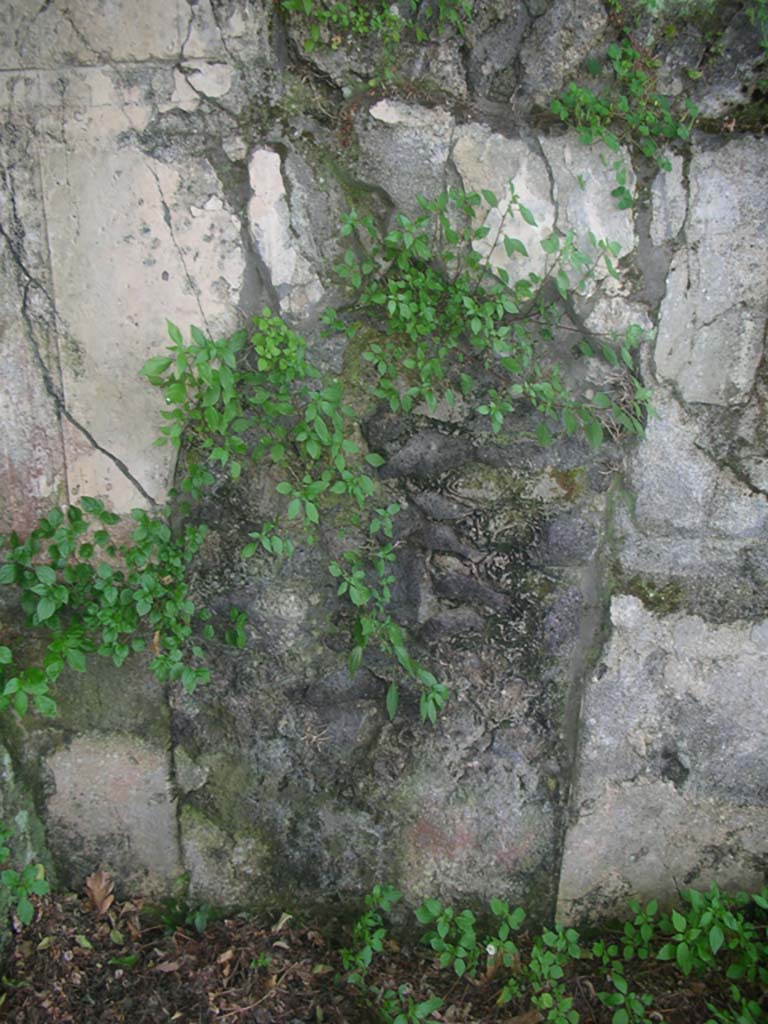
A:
526;926;582;1023
416;896;526;981
657;884;767;981
339;884;401;988
0;498;213;716
552;35;698;206
0;823;50;927
280;0;472;55
620;897;658;960
375;985;443;1024
415;899;481;977
143;875;215;935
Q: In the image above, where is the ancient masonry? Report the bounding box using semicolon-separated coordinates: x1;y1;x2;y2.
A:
0;0;766;921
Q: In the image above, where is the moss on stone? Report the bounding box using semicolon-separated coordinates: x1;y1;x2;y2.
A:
623;575;685;614
549;467;587;503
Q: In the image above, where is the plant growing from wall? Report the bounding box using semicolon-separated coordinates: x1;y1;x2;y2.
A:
0;498;212;717
1;183;651;729
0;822;49;927
281;0;473;54
551;34;698;207
141;183;651;720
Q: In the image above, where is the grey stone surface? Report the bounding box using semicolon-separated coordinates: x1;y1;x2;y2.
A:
248;148;323;318
650;154;686;246
558;597;768;921
540;134;636;261
655;137;768;406
45;733;180;893
518;0;608;103
616;392;768;597
357;101;455;217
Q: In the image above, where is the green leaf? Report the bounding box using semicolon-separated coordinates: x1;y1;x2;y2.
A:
65;649;87;673
365;453;386;467
584;419;603;449
166;321;183;345
141;356;173;378
671;910;687;934
517;203;537;226
541;234;560;254
481;189;499;207
536;422;552;446
287;499;302;520
676;940;692;975
109;954;139;968
386;681;398;720
0;563;16;585
709;925;724;954
16;896;34;926
503;236;528;258
34;694;58;717
0;647;11;665
36;597;56;622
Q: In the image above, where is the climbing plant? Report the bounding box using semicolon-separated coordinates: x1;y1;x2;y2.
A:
551;34;698;207
1;182;651;728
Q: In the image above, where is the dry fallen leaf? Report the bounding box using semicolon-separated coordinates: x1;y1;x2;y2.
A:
509;1012;543;1024
84;870;115;917
217;948;235;965
273;911;292;933
156;960;181;973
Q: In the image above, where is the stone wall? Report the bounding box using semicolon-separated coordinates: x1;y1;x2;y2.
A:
0;0;766;922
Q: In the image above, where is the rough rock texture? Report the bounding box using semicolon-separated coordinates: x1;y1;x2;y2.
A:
45;734;180;894
559;597;768;922
1;0;767;924
655;137;768;407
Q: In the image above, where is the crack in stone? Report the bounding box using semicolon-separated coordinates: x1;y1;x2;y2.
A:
175;61;239;121
56;5;104;62
0;221;158;509
527;131;559;228
206;0;238;68
145;160;213;339
179;0;195;62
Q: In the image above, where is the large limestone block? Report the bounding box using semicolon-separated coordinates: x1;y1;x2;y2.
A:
617;393;768;583
627;395;766;541
36;68;244;509
655;137;768;406
540;133;636;259
45;734;180;893
558;597;768;921
0;0;226;68
452;123;555;281
0;127;67;532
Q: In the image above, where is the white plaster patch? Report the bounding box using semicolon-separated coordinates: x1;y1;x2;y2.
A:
248;148;323;317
